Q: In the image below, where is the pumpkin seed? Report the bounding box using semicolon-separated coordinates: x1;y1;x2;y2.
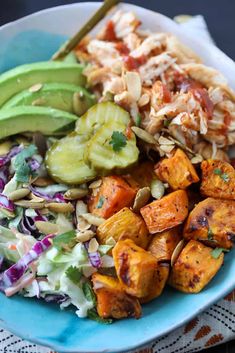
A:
131;126;157;144
8;188;30;201
89;179;102;189
77;217;91;231
150;179;165;200
133;187;151;212
29;83;43;93
158;136;175;145
76;200;88;217
171;239;186;266
46;202;74;213
88;238;99;253
76;230;95;242
73;92;89;116
191;154;203;164
0;208;15;218
64;188;88;200
35;221;59;234
81;213;105;226
28;192;45;203
160;145;175;154
14;200;45;209
0;141;12;155
32;177;55;187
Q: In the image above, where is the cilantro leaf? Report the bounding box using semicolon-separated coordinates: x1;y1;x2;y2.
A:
96;196;105;209
207;228;214;241
82;282;96;305
213;168;230;183
87;308;113;324
163;119;171;127
13;144;37;182
53;230;76;251
211;247;229;259
109;131;127;152
65;266;82;284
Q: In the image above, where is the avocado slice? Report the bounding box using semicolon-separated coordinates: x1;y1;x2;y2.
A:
0;61;86;107
0;106;78;139
2;83;96;114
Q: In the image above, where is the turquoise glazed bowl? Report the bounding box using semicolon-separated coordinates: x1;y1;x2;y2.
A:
0;3;234;352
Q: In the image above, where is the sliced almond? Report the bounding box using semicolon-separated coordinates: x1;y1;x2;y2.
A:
35;221;59;234
171;239;186;267
76;230;95;242
138;93;150;107
81;213;105;226
77;217;91;231
29;83;43;93
150;179;165;200
125;71;142;101
88;238;99;253
160;145;175;153
133;187;151;212
8;188;30;201
191;154;203;164
14;200;45;209
89;179;102;189
131;126;157;144
64;188;88;200
46;202;74;213
76;200;88;217
158;136;175;145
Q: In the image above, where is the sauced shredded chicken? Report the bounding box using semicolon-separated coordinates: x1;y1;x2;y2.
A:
75;10;235;158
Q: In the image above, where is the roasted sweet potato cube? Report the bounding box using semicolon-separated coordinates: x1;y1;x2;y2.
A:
155;149;199;190
140;190;188;234
97;207;150;249
183;197;235;249
92;273;141;319
113;239;157;298
168;240;224;293
140;264;170;303
201;159;235;200
88;176;136;219
148;227;182;262
128;161;155;188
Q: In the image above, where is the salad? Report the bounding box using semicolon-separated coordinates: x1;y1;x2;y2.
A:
0;10;234;322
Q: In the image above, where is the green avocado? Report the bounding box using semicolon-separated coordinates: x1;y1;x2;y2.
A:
0;106;78;139
0;61;86;107
2;83;96;114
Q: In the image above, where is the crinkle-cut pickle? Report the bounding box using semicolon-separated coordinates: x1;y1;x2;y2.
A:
85;121;139;172
45;132;96;185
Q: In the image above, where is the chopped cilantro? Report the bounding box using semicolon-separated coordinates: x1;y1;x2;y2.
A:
87;308;113;324
13;144;37;182
133;114;141;127
211;247;229;259
65;266;82;284
53;230;76;251
82;282;96;305
213;168;229;182
109;131;127;152
96;196;105;209
207;228;214;241
163;119;171;127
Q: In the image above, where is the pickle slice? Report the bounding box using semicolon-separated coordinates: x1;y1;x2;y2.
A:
45;132;96;184
86;122;139;172
75;102;130;136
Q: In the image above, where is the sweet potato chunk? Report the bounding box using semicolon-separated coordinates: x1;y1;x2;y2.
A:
97;207;150;249
127;161;155;188
148;227;182;262
140;190;188;234
155;149;199;190
168;240;224;293
201;159;235;200
88;176;136;219
92;273;141;319
140;264;170;303
113;239;157;298
183;197;235;249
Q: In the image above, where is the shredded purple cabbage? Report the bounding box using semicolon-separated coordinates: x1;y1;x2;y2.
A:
0;146;23;167
29;185;65;203
0;194;14;212
84;241;102;268
0;256;4;270
0;234;55;291
19;210;47;236
0;167;8;193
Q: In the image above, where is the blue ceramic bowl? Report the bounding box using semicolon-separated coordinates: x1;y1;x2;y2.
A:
0;3;234;352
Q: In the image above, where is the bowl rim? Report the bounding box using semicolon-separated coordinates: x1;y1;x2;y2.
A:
0;2;234;352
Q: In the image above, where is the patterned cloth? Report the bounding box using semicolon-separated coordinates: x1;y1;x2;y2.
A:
0;14;235;353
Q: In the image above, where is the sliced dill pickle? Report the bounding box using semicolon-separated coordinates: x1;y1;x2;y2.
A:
45;132;96;185
86;121;139;172
75;102;130;136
